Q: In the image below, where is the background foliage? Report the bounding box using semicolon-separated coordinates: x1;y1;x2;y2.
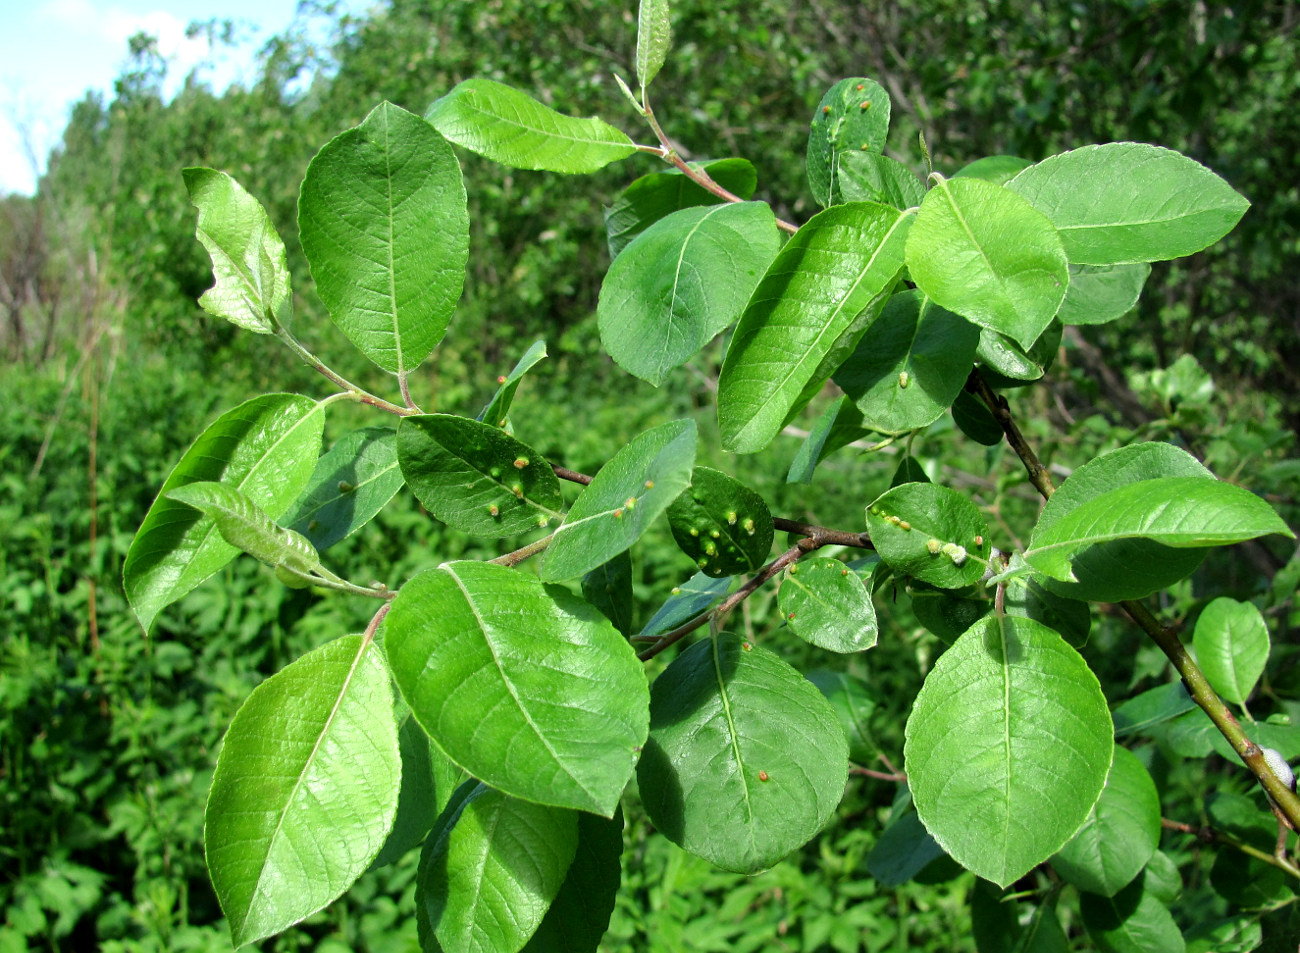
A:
3;0;1299;949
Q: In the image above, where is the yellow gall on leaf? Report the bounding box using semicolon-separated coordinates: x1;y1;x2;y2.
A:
513;457;529;469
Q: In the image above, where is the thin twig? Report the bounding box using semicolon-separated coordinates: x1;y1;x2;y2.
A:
850;766;907;782
489;536;553;567
968;368;1056;499
1162;817;1300;879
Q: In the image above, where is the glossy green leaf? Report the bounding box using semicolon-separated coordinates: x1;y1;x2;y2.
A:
427;78;635;173
124;394;325;632
1027;477;1294;583
1080;867;1187;953
284;427;404;552
667;466;773;577
397;414;563;537
1185;917;1262;953
522;809;623;953
778;556;877;653
635;0;671;92
166;481;319;574
1193;597;1270;706
867;482;992;589
1007;142;1249;265
1028;443;1215;602
479;339;547;427
909;584;990;644
599;202;780;385
904;615;1114;887
604;158;757;259
582;551;634;636
206;635;400;947
182;167;288;334
1210;841;1291;908
951;389;1003;446
786;396;869;484
638;634;849;873
976;321;1061;383
369;714;458;871
1057;263;1151;326
890;455;931;487
386;561;648;816
638;570;734;640
805;669;877;765
542;419;696;581
867;803;947;888
299;102;468;374
1053;747;1160;896
806;77;891;207
906;175;1068;349
421;784;578;953
1112;682;1197;738
833;290;980;433
718;202;911;453
1004;573;1091;648
952;155;1032;185
837;152;925;211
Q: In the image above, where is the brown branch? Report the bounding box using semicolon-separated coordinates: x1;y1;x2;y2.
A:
968;368;1056;499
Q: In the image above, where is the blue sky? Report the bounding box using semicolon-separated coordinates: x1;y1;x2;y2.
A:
0;0;357;195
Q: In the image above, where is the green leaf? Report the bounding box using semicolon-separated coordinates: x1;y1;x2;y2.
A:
542;419;696;581
806;78;891;207
833;290;981;433
1007;142;1249;265
1004;573;1091;648
582;551;635;636
427;78;636;174
369;714;457;871
805;669;877;765
1026;477;1294;583
906;175;1068;349
868;806;947;888
778;556;878;653
972;880;1071;953
182;167;288;334
904;615;1114;887
638;570;734;640
1192;597;1270;706
909;584;990;645
836;152;925;211
522;809;623;953
206;635;400;947
598;202;780;385
166;481;319;574
284;427;404;552
124;394;325;632
1080;867;1187;953
1112;682;1197;738
952;155;1032;185
1185;916;1262;953
1028;442;1216;602
1053;747;1160;896
604;158;757;259
637;634;849;873
299;102;467;374
420;785;578;953
718;202;911;453
667;466;773;577
478;340;547;427
785;396;869;485
397;414;563;537
867;482;992;589
951;389;1003;446
976;321;1062;383
386;561;648;816
890;455;932;487
635;0;671;92
1057;263;1151;326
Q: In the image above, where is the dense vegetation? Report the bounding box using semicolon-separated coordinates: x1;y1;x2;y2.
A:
3;1;1299;950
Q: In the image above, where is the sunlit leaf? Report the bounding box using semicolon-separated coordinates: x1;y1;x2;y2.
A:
206;635;399;947
1192;597;1270;706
